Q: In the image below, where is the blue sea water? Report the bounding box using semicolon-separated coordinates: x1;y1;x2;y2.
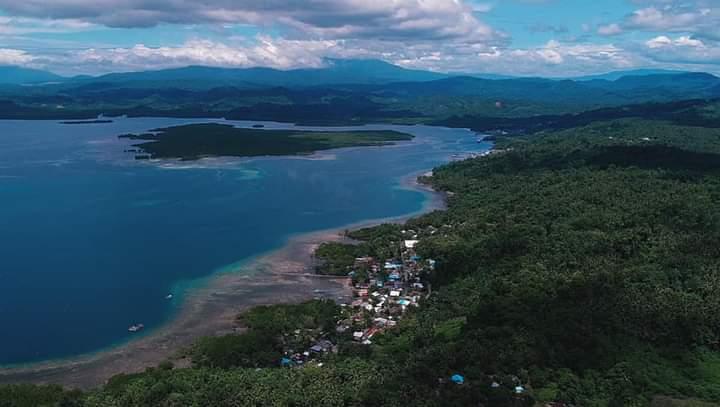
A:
0;118;489;365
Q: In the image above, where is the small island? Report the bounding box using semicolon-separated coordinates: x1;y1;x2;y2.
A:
61;119;114;125
119;123;414;160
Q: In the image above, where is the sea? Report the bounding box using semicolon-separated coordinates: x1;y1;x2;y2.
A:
0;117;490;365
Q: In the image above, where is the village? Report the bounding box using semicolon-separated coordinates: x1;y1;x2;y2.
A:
277;230;432;369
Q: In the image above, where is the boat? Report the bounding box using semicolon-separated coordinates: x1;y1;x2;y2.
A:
165;294;173;300
128;323;145;333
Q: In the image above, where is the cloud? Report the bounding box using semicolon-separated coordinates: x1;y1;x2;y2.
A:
0;48;34;65
642;35;720;65
375;39;636;77
1;34;639;78
617;1;720;41
528;23;569;34
0;16;95;36
63;37;342;72
0;0;505;45
2;0;720;76
7;34;720;77
597;23;623;36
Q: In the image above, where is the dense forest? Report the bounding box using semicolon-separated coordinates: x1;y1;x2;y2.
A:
5;116;720;406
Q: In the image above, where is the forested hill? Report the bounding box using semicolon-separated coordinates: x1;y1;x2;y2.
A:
434;98;720;134
5;118;720;406
402;119;720;405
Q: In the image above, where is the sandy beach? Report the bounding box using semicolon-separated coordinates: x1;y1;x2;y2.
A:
0;175;445;390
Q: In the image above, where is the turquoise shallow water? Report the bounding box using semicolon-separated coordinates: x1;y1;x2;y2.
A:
0;118;489;365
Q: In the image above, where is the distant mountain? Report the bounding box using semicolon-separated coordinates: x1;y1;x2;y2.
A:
368;73;720;107
581;73;720;101
610;72;718;88
473;74;519;80
319;59;447;83
572;69;692;82
48;70;720;115
0;66;64;85
67;59;449;90
449;72;518;80
372;76;628;105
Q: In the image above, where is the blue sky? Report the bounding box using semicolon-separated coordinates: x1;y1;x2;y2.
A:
0;0;718;76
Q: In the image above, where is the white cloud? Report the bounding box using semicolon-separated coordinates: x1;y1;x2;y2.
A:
646;35;704;49
643;34;720;65
628;6;713;32
375;40;635;77
646;35;673;49
66;38;343;72
0;48;34;65
5;35;639;77
620;1;720;41
597;23;623;36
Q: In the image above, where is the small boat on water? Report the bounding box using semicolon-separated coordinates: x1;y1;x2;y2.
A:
128;323;145;333
165;294;173;300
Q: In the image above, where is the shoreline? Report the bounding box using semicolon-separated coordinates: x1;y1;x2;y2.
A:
0;172;445;390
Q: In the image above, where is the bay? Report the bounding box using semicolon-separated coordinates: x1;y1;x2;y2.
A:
0;118;489;365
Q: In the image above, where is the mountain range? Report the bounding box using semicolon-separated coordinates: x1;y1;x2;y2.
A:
1;59;719;122
2;59;717;90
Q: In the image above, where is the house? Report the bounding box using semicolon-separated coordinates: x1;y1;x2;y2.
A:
404;240;419;249
366;327;381;338
310;339;334;354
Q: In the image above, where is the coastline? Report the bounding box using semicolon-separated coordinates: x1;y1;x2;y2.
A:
0;172;445;390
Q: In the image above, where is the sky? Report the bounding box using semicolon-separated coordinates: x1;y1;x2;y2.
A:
0;0;718;77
